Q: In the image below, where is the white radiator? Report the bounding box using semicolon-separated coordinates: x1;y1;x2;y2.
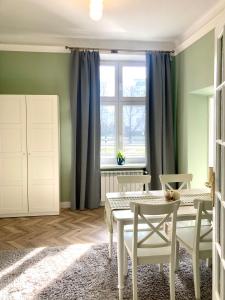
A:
100;169;144;204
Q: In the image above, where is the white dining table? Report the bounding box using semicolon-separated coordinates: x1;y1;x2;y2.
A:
105;188;211;300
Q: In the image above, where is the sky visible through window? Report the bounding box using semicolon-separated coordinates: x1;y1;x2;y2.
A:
122;66;146;97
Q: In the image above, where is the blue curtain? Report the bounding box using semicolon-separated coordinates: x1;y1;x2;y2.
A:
70;50;101;209
146;52;175;189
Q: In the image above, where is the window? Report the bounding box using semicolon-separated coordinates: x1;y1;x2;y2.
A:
100;60;146;165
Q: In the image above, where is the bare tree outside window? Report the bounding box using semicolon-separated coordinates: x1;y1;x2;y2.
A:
100;61;146;165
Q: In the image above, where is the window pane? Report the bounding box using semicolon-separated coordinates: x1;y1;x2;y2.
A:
122;66;146;97
101;105;116;162
100;66;115;97
123;105;145;158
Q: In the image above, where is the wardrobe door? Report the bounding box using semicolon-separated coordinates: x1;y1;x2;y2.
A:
0;95;28;214
26;95;59;214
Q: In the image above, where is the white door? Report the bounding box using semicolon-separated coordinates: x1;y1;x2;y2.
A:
26;95;59;214
213;25;225;300
0;95;28;214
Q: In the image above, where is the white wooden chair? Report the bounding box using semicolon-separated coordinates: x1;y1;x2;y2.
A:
159;173;193;191
124;200;180;300
108;175;151;260
117;175;151;192
117;174;164;272
110;175;151;267
176;199;212;300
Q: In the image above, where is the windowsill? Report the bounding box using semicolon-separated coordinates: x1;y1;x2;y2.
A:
101;163;146;170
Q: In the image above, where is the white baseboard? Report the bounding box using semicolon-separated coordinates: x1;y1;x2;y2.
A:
100;201;105;207
0;211;59;218
60;201;71;208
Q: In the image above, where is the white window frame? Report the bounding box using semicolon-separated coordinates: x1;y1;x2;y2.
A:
100;60;146;166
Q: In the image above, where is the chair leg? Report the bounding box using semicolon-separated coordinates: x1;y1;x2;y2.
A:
132;260;138;300
192;254;201;300
109;231;113;259
169;262;175;300
124;247;128;276
175;241;179;271
159;264;163;272
206;257;212;268
117;222;124;300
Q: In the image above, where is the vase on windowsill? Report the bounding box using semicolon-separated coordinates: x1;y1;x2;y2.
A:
116;151;125;166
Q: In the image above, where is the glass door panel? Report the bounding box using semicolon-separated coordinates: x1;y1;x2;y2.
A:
214;27;225;299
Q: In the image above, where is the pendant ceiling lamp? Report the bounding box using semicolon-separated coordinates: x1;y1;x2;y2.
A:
89;0;103;21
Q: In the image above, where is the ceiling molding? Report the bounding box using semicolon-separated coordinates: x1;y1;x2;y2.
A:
175;2;225;55
0;43;69;53
0;38;174;53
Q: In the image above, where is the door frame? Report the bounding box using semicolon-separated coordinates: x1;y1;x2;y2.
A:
213;21;225;300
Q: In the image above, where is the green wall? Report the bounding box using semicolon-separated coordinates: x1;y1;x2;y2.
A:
0;33;215;200
0;51;71;202
175;31;215;186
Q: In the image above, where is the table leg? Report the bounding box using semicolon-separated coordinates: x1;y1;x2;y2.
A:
175;241;179;271
117;220;124;299
109;231;113;260
124;247;128;276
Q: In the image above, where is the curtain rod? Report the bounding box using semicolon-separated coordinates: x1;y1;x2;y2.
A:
65;46;175;54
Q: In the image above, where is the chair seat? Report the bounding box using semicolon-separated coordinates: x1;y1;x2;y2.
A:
124;231;171;264
124;223;159;231
176;226;212;253
176;219;210;228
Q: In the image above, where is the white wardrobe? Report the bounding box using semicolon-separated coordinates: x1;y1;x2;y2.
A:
0;95;59;217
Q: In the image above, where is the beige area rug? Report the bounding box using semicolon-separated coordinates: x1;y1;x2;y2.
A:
0;243;212;299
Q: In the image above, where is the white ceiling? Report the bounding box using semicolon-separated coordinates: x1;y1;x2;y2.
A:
0;0;224;47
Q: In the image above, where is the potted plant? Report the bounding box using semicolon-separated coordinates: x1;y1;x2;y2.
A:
116;151;125;165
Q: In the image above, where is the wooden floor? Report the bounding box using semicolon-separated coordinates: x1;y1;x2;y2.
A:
0;208;108;250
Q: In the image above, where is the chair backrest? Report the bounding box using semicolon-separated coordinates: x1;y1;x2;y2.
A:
159;174;193;191
193;199;213;251
117;175;151;192
130;200;180;258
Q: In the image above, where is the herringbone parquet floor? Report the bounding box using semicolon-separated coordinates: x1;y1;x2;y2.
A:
0;208;108;250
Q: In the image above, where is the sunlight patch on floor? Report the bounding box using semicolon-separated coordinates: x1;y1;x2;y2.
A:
0;247;44;278
0;243;93;299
